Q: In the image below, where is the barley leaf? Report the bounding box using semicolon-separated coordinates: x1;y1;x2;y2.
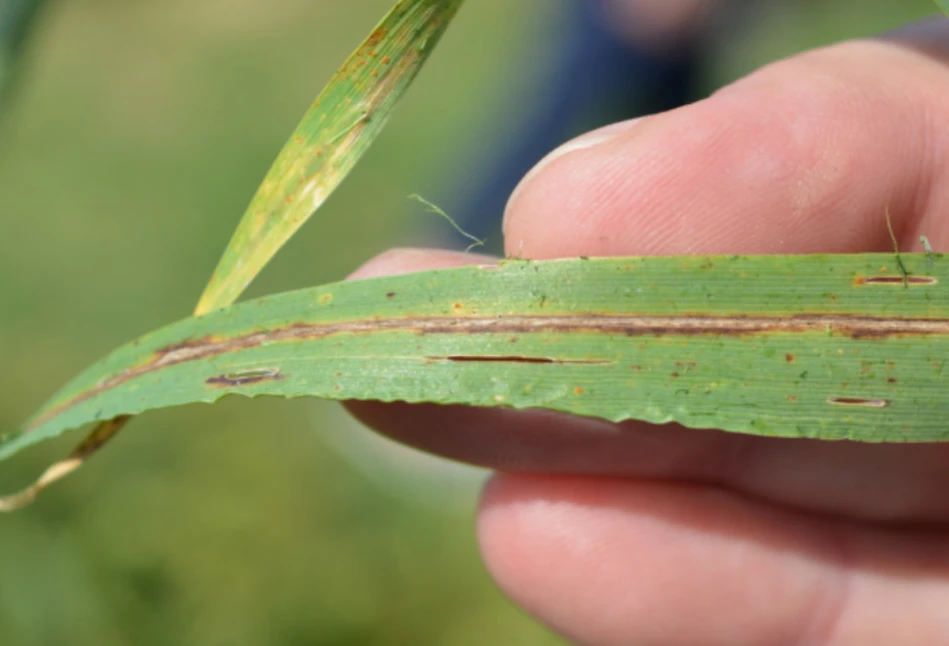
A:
3;252;948;466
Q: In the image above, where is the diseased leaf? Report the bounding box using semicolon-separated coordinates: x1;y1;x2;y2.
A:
4;252;948;464
196;0;463;315
0;0;465;510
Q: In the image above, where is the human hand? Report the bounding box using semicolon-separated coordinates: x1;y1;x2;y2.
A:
347;19;949;645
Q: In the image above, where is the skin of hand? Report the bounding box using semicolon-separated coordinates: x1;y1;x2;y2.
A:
346;18;949;646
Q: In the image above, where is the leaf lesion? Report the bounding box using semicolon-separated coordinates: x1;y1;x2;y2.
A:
826;397;890;408
206;368;284;387
429;356;614;365
855;275;937;286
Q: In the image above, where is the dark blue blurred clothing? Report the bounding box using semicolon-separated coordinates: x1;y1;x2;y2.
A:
446;0;702;247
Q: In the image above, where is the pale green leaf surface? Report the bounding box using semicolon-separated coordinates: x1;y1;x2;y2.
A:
935;0;949;16
4;252;948;462
195;0;463;315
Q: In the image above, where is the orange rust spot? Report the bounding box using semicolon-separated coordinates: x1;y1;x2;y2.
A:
574;387;584;395
670;372;680;379
785;353;795;363
382;55;391;64
285;196;293;204
787;395;798;402
366;27;387;46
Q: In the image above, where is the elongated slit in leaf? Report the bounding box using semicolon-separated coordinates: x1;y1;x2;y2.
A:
859;275;937;286
432;356;614;365
827;397;891;408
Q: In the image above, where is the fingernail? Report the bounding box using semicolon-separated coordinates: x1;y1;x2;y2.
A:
503;118;644;233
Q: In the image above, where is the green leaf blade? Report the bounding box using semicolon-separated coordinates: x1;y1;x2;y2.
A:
195;0;463;315
6;252;949;462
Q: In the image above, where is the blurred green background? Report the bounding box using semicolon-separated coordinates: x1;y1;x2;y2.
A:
0;1;938;644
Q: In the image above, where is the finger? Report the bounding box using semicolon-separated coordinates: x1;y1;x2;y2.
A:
478;474;949;646
480;24;949;645
348;396;949;523
503;31;949;257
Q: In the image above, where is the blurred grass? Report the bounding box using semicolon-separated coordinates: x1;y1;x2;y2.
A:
0;0;940;644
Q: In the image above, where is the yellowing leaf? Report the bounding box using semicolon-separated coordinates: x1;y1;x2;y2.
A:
196;0;463;315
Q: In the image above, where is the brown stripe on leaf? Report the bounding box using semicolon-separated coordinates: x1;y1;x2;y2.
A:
28;312;949;430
